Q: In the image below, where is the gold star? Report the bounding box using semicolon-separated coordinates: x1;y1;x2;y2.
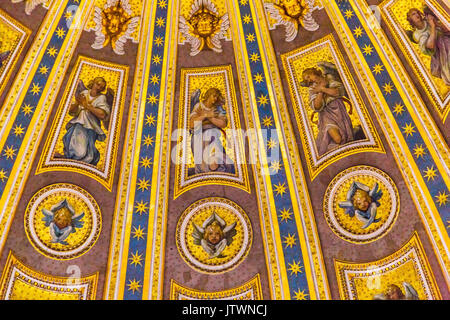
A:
283;233;296;248
140;156;153;169
353;26;363;38
147;94;158;104
402;123;415;137
254;73;264;84
132;225;146;240
393;103;405;116
30;83;41;95
279;208;293;223
362;44;373;56
47;46;58;57
383;82;394;94
344;9;354;19
135;200;148;215
246;33;256;42
240;0;248;5
154;36;164;46
13;124;25;137
127;279;141;294
137;178;150;191
243;14;252;24
156;17;165;27
267;138;278;150
143;135;154;147
64;10;73;20
423;166;437;182
250;52;260;62
293;289;308;300
129;251;143;267
274;182;287;197
413;144;426;159
158;0;167;8
0;169;7;182
3;146;16;160
152;55;162;65
39;65;49;75
270;160;282;173
145;114;156;126
435;191;449;207
258;94;268;106
372;63;384;75
288;260;303;276
22;104;33;116
150;74;160;85
262;116;273;127
56;27;66;38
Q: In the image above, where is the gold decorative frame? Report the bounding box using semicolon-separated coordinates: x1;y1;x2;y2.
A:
334;232;442;300
281;34;385;180
380;0;450;121
0;251;98;300
36;55;129;191
170;274;263;300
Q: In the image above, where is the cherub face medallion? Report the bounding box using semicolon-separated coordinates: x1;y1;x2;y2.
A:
323;166;399;244
176;197;252;273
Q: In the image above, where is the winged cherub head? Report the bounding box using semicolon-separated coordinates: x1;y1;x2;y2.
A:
280;0;306;19
102;1;133;42
190;6;220;38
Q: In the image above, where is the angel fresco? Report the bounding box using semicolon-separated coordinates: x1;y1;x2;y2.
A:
60;77;114;166
301;61;365;156
264;0;319;42
406;6;450;86
188;87;235;175
192;212;237;259
373;282;419;300
179;0;229;56
338;181;383;229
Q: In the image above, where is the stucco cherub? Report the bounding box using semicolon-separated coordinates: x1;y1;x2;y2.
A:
192;212;237;259
338;181;383;229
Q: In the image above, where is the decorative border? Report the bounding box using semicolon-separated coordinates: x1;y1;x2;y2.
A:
380;0;450;121
322;0;450;284
334;232;442;300
24;183;102;260
323;165;399;244
281;34;385;180
170;274;263;300
0;251;98;300
0;8;31;99
174;65;250;198
36;55;129;191
175;197;253;274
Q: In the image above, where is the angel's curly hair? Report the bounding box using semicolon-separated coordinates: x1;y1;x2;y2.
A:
406;8;424;28
201;87;224;106
87;77;107;91
203;221;224;241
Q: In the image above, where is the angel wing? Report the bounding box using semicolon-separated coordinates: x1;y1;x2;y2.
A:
191;89;201;113
192;223;205;246
0;51;10;67
91;6;107;50
71;212;85;230
403;282;419;300
11;0;46;15
179;16;203;56
208;14;230;53
41;208;54;227
369;182;383;202
200;239;215;256
360;203;380;229
102;87;115;130
223;222;237;245
75;80;87;100
264;2;298;42
114;16;140;55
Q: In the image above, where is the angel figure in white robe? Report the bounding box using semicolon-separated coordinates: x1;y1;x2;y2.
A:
192;212;237;259
11;0;46;15
42;199;85;245
179;0;229;56
91;0;140;55
373;282;420;300
264;0;320;42
338;181;383;229
62;77;114;166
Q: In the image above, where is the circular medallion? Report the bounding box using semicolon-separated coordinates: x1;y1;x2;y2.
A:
24;183;102;260
324;166;399;244
176;197;252;274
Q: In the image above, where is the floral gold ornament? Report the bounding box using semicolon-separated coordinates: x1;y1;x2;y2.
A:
24;184;102;260
176;197;252;274
264;0;320;42
324;166;399;244
10;0;46;15
179;0;230;56
91;0;140;55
